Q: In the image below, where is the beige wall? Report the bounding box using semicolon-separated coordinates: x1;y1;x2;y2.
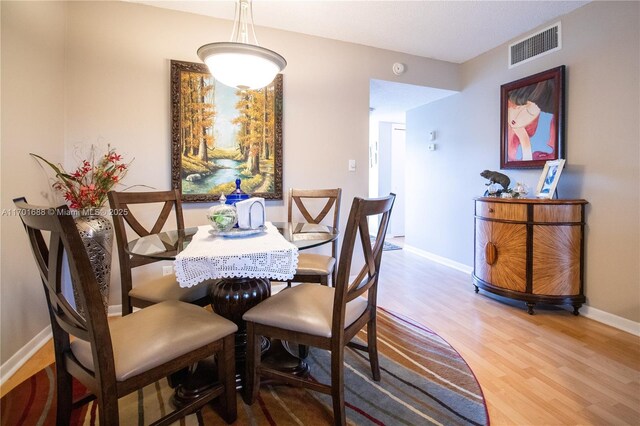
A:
1;1;67;364
1;0;460;365
405;1;639;322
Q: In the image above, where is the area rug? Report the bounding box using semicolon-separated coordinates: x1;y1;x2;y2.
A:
0;309;488;425
370;236;402;251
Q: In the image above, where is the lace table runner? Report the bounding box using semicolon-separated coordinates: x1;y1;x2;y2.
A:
174;222;299;287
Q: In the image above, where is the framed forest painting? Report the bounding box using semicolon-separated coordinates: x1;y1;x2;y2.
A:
170;60;283;202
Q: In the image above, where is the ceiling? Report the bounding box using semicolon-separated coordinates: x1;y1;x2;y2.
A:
132;0;589;122
134;0;588;63
370;79;457;123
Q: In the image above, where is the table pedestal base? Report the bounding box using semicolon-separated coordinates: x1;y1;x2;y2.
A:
261;340;310;379
171;357;219;407
210;277;272;368
172;277;309;407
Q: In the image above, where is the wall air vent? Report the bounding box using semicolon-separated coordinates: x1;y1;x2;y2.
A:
509;22;561;68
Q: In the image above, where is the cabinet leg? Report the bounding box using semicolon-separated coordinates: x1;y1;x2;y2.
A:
474;285;479;294
572;304;582;316
526;302;535;315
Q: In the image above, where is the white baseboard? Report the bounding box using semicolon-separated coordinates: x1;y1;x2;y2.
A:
573;305;640;336
402;244;640;336
0;307;124;386
0;325;52;387
403;244;474;275
108;304;123;316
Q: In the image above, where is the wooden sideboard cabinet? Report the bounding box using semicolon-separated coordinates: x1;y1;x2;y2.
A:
472;197;588;315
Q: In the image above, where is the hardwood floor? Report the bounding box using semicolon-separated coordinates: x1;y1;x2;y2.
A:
2;247;639;425
378;247;640;425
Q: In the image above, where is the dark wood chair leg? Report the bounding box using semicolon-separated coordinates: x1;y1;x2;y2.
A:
219;334;237;424
367;318;381;381
331;347;346;426
97;392;119;425
244;322;260;404
55;367;73;425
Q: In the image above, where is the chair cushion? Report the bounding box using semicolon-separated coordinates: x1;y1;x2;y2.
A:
70;300;237;381
242;283;368;338
294;254;335;276
129;275;213;304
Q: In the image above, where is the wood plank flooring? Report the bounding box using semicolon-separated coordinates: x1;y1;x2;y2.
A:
2;246;639;425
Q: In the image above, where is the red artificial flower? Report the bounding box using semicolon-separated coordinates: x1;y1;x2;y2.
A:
31;145;130;211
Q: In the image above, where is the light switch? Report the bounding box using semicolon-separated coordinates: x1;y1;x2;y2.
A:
427;144;436;151
348;159;356;172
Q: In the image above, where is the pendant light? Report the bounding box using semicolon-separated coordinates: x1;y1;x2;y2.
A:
197;0;286;90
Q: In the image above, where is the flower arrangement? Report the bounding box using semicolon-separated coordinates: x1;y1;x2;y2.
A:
31;146;130;212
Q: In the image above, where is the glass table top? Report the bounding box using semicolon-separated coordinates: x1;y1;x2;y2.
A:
126;222;338;261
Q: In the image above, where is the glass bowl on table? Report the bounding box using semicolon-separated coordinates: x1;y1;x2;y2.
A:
207;203;238;233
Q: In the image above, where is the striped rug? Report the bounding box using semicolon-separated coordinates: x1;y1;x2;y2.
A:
1;309;488;425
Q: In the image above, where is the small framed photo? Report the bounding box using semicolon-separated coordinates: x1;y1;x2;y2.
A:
535;159;566;198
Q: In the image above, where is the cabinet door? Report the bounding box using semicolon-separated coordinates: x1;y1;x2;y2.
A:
532;225;581;295
475;219;527;292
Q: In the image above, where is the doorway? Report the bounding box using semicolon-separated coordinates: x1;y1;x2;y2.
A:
368;79;457;240
389;125;405;237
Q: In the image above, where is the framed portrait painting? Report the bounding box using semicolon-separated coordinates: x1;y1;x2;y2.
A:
500;65;565;169
170;60;283;202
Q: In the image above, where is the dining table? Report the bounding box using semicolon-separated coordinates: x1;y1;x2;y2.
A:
125;221;338;400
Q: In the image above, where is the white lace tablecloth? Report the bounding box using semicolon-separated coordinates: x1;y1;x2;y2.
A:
174;222;299;287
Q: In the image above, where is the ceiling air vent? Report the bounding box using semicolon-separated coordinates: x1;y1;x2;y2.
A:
509;22;561;68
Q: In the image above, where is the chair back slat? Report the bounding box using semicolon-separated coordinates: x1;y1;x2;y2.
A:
21;218;89;336
332;194;395;336
48;236;89;331
14;198;116;384
107;189;184;314
108;190;184;238
288;188;341;226
292;197;335;224
288;188;342;266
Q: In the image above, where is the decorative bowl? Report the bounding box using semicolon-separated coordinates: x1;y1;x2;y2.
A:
207;204;238;232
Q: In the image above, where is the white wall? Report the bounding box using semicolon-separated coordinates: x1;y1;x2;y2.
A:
0;0;461;365
377;122;393;198
405;1;639;322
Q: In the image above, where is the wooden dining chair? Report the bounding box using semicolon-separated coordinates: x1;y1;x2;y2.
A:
243;194;395;426
287;188;342;286
108;189;213;315
14;198;238;425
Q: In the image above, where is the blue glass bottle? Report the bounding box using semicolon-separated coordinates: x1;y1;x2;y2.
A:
225;179;250;205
